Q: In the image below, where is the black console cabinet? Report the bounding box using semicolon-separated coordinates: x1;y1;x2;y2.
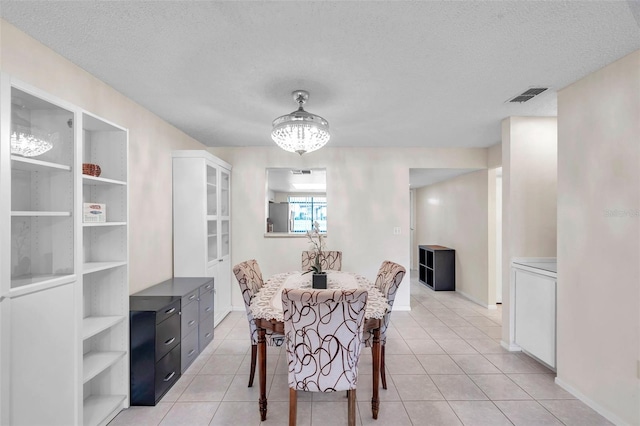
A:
130;277;215;406
130;296;182;406
418;245;455;291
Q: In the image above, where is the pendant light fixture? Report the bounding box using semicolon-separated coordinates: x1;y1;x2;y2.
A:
271;90;330;155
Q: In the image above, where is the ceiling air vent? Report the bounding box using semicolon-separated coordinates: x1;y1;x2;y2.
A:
291;169;312;175
508;87;548;103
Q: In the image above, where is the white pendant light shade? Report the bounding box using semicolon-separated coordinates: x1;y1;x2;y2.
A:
271;90;330;155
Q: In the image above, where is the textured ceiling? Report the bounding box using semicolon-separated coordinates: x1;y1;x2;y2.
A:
1;1;639;151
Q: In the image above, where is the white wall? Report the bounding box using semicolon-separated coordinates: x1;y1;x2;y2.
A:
415;170;492;306
556;50;640;425
501;116;557;346
0;20;208;293
211;146;488;312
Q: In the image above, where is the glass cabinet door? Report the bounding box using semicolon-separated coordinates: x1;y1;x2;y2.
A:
219;169;230;258
9;87;75;289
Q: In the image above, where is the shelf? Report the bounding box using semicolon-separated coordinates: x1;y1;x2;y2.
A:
207;182;217;188
82;175;127;186
8;273;76;297
11;155;71;172
83;261;127;275
83;221;127;227
207;234;217;238
83;351;126;383
83;316;125;340
83;395;126;426
206;215;217;221
11;211;71;217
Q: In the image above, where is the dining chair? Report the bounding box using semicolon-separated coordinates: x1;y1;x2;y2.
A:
363;260;406;390
301;250;343;272
281;287;368;426
233;259;284;387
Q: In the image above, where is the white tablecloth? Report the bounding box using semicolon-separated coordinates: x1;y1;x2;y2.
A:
250;271;389;322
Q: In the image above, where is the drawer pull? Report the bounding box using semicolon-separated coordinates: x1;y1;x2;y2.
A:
205;284;212;290
205;332;212;338
164;337;176;345
219;259;223;262
165;307;176;315
188;349;196;357
205;307;212;313
188;320;196;326
163;371;176;382
189;294;196;300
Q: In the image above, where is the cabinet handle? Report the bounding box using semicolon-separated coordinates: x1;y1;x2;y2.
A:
165;307;176;315
188;320;196;326
188;349;196;357
205;332;212;338
189;295;196;300
218;259;223;262
205;284;212;290
164;337;176;345
205;307;212;313
163;371;176;382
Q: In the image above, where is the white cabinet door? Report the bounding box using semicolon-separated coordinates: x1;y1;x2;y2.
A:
214;257;232;326
10;283;77;426
514;269;556;367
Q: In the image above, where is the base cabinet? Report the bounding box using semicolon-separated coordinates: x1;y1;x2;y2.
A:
129;296;181;406
418;245;455;291
131;277;214;376
511;259;557;369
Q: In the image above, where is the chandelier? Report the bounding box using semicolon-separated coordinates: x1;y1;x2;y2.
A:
10;102;55;157
271;90;330;155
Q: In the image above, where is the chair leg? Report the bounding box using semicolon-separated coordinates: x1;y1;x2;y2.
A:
289;388;297;426
347;389;356;426
248;344;257;387
380;345;387;390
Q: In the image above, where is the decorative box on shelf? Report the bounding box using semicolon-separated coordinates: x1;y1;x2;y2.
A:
83;203;106;223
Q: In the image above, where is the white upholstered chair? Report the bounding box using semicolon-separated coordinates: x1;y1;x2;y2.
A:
233;259;284;387
301;250;343;272
363;260;406;389
282;287;368;426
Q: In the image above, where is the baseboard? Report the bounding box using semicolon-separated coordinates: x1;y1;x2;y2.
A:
554;376;631;426
501;340;522;352
456;289;491;309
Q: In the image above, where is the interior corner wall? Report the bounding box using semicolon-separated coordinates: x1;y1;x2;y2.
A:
415;169;490;306
500;116;557;346
556;50;640;425
0;19;208;293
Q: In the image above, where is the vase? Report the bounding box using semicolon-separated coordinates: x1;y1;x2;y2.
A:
312;272;327;289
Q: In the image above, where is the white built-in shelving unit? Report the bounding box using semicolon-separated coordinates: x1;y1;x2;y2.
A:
0;74;129;426
173;150;232;326
79;111;129;425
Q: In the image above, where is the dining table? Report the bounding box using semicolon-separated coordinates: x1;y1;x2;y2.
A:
250;270;390;421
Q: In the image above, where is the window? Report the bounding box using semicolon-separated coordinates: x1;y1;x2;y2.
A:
288;196;327;233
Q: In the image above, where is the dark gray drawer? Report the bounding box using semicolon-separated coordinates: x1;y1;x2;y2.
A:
155;344;181;402
199;313;214;352
183;288;199;306
156;299;180;325
180;329;199;373
181;298;199;337
156;313;180;362
199;289;214;321
201;280;214;294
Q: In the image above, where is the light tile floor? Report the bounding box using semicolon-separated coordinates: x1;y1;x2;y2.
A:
110;273;613;426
